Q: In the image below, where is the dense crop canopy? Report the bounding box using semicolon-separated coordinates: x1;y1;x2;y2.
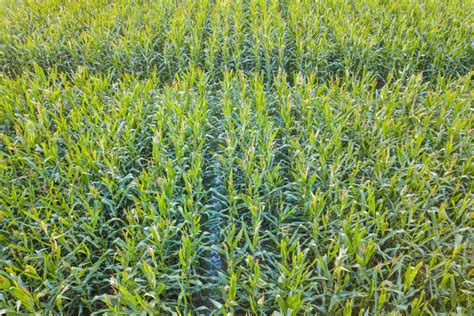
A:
0;0;472;314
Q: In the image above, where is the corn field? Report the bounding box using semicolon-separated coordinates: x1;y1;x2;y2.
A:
0;0;473;314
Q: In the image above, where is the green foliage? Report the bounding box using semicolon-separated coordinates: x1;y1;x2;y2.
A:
0;0;472;314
